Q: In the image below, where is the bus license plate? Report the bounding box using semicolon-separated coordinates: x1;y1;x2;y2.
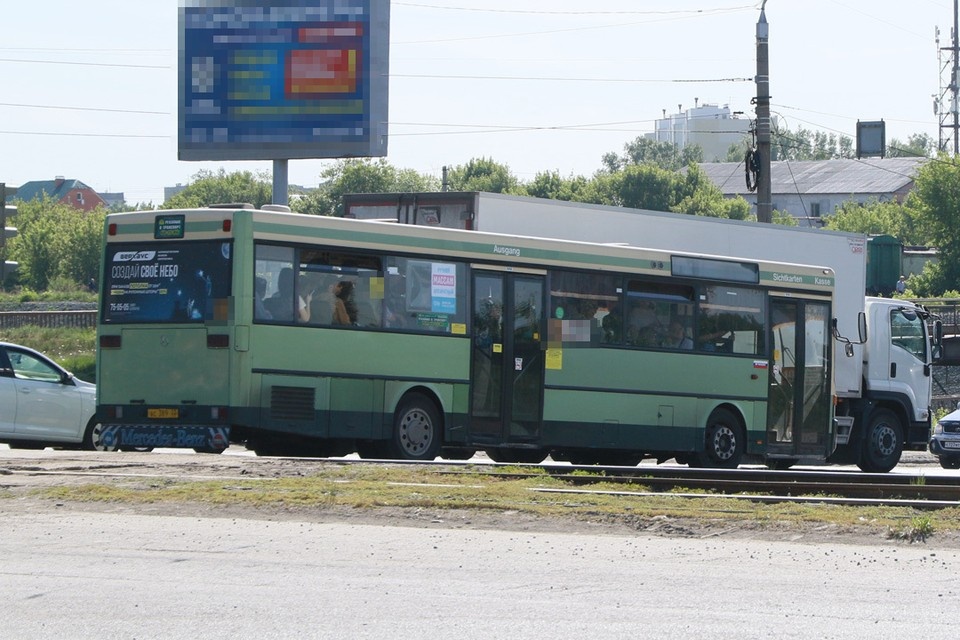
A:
148;408;179;419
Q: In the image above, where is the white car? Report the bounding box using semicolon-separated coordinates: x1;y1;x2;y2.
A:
0;342;114;451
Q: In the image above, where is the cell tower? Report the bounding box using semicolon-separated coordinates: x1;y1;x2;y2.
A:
935;1;960;154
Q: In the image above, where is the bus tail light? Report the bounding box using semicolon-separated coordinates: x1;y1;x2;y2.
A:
108;222;117;236
222;219;232;232
207;334;230;348
104;406;122;419
100;335;122;348
211;406;228;420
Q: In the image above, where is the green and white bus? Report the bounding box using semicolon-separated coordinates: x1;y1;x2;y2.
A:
96;205;836;467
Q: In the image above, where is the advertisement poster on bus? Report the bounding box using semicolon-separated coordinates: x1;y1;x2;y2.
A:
103;242;233;323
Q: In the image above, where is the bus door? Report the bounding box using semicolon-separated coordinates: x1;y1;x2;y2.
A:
470;271;546;444
767;297;833;459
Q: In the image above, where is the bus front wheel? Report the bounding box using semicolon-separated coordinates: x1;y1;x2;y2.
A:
385;394;442;461
692;409;744;469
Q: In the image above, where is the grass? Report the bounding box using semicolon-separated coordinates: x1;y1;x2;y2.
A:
30;463;960;542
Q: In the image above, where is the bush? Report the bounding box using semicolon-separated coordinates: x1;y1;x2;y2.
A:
62;354;96;383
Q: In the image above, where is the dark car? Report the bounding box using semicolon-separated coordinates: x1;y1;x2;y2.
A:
929;406;960;469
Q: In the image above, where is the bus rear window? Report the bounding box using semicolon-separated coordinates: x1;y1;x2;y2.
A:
102;241;233;323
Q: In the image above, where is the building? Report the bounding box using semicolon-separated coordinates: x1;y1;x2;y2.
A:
99;192;126;210
13;177;107;212
164;184;188;203
698;157;927;227
647;102;753;162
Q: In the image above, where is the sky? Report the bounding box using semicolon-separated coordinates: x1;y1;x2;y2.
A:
0;0;955;205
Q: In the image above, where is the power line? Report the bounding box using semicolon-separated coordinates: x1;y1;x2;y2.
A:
394;2;758;16
393;73;752;83
0;57;168;70
395;6;754;44
0;102;168;116
0;130;168;139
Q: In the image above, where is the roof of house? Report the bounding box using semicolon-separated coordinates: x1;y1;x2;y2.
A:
699;157;927;197
13;178;98;203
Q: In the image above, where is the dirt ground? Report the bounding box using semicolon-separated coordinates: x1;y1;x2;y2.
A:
2;448;959;549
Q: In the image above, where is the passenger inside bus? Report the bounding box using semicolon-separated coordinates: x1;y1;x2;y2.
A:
332;280;359;325
667;320;694;349
254;276;272;320
627;301;660;347
264;268;296;321
263;267;313;323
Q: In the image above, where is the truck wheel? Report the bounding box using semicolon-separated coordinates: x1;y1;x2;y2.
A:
383;393;442;461
857;409;903;473
692;409;744;469
83;420;119;452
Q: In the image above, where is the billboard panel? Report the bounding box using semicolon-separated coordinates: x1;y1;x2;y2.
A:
178;0;389;161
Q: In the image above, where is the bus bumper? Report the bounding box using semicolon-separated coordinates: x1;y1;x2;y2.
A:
99;425;230;451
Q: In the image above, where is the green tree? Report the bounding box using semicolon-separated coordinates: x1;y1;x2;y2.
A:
823;197;927;246
162;169;273;210
602;137;703;172
525;170;594;202
444;157;520;194
610;163;686;210
888;133;935;158
772;126;853;161
294;159;439;216
910;154;960;293
8;196;105;290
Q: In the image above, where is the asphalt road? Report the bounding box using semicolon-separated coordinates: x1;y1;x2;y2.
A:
0;505;956;640
1;446;958;638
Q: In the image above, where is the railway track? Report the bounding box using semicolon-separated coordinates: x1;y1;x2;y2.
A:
3;450;960;510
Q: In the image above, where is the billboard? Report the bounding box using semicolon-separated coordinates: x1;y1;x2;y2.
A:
178;0;389;161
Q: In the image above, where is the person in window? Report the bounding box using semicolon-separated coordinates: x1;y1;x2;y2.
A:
332;280;359;325
254;276;272;320
627;301;660;346
667;320;693;349
264;267;312;323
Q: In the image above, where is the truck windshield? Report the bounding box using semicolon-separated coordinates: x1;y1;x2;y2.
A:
102;241;233;324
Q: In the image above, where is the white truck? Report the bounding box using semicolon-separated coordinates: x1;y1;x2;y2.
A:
343;191;942;472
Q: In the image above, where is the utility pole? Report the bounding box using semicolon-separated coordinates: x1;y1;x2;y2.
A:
954;0;959;155
937;0;960;153
755;2;772;223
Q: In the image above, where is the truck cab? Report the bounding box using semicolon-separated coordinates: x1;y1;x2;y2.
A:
838;297;939;471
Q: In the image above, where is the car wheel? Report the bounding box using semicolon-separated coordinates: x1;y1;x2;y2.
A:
939;456;960;470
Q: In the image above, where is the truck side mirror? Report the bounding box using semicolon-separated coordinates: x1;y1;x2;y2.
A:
932;319;944;363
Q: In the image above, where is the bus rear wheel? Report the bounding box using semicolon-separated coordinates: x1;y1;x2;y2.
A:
857;409;903;473
384;394;442;461
692;409;744;469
